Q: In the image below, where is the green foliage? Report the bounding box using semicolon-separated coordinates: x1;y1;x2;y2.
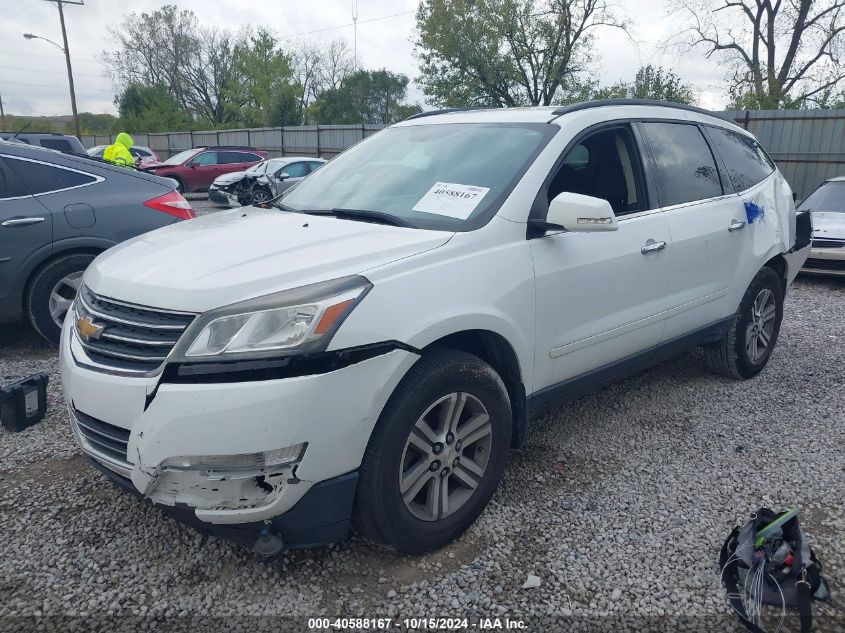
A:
312;70;421;124
228;27;303;126
76;113;119;135
415;0;626;107
117;84;192;132
593;66;695;104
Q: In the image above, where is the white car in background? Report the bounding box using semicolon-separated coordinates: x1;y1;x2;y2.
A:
60;100;810;557
799;177;845;276
209;157;326;207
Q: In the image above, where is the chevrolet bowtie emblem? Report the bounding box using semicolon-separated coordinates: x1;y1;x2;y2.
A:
76;316;104;342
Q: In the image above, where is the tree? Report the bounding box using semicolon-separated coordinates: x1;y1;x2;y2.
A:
103;5;242;125
292;38;356;114
415;0;627;107
672;0;845;108
229;27;302;126
312;70;422;124
116;83;191;132
593;65;695;103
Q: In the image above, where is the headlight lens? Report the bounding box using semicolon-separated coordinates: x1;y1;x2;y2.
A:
175;276;371;360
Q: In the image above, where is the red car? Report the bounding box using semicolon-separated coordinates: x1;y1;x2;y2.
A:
146;146;267;194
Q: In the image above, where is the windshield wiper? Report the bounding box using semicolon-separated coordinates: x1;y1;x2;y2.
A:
307;208;414;228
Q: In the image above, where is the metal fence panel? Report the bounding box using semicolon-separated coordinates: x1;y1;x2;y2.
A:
282;126;319;157
72;111;845;192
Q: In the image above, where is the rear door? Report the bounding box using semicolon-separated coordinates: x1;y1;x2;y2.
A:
0;156;52;311
640;121;744;341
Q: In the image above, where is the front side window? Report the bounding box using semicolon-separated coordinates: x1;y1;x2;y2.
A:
6;157;96;195
547;126;645;215
309;161;325;172
705;126;774;192
281;162;309;178
190;152;219;166
642;122;723;207
281;122;555;231
798;181;845;213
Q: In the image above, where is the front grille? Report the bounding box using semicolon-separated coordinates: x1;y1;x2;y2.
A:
812;238;845;249
76;287;195;373
804;258;845;271
71;408;132;472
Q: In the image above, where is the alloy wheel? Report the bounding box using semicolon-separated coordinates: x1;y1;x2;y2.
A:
48;271;84;329
251;189;271;205
745;287;776;362
399;392;492;522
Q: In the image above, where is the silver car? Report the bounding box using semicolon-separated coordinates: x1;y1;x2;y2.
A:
799;177;845;277
213;157;326;207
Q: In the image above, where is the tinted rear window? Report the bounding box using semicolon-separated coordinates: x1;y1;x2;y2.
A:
0;157;30;199
6;157;96;194
643;122;723;206
705;126;774;192
40;139;75;153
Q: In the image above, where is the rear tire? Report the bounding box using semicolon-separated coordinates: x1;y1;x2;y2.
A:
26;253;96;345
704;267;784;379
354;348;512;554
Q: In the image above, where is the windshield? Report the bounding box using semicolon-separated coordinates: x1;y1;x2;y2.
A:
799;181;845;213
163;149;197;165
280;122;555;231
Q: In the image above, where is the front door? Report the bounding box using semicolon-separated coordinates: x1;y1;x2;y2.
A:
531;125;670;395
185;151;223;190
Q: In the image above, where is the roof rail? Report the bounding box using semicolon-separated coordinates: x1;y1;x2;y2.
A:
195;145;260;151
550;99;716;118
405;107;490;121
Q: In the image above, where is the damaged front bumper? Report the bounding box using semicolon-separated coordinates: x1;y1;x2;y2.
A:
59;315;417;552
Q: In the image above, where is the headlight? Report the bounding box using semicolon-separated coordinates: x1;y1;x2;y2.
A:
172;276;371;361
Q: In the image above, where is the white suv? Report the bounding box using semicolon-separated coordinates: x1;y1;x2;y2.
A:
60;100;811;556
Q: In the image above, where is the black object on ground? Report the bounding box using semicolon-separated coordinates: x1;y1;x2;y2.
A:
0;373;50;432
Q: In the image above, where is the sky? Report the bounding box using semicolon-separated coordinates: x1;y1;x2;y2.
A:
0;0;731;118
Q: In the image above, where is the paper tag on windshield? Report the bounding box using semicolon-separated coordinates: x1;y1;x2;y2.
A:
412;182;490;219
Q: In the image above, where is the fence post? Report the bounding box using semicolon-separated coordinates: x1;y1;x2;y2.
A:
216;130;221;146
247;129;252;150
743;110;750;129
280;127;285;157
316;125;321;158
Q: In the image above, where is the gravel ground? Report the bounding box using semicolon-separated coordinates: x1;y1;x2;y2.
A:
1;206;843;632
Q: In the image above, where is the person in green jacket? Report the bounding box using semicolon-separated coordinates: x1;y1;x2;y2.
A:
103;132;135;168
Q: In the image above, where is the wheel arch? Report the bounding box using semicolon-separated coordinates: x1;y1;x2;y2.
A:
21;244;105;312
420;329;528;449
763;253;788;293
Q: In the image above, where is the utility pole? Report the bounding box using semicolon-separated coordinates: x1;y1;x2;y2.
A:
26;0;84;139
352;0;359;68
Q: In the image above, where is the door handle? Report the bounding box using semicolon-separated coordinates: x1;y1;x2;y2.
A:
728;219;746;232
641;240;667;255
1;217;45;227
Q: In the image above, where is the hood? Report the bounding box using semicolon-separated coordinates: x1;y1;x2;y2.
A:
85;207;453;312
116;132;133;149
811;211;845;239
212;170;247;185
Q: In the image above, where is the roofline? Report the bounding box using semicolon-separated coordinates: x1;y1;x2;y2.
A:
549;99;717;119
405;107;490;120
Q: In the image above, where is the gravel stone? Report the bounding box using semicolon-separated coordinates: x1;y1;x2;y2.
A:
1;205;843;632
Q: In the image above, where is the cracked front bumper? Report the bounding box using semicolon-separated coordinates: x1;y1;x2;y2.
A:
59;315;417;529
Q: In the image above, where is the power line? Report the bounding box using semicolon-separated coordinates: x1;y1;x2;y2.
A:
277;9;415;40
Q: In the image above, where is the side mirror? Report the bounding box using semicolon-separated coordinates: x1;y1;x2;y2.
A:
532;191;618;233
276;171;290;180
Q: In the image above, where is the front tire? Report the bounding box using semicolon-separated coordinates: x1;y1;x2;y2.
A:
354;348;512;554
704;267;784;379
26;253;95;344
